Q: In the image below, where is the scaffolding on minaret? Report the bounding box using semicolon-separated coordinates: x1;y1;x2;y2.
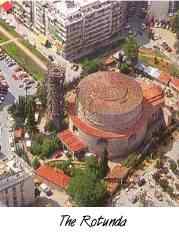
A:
46;63;65;130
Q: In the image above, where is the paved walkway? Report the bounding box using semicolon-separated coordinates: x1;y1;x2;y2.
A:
0;37;20;46
0;25;47;71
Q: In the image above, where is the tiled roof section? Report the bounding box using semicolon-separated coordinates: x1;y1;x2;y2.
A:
14;128;24;139
77;71;143;114
106;165;129;194
36;165;70;189
106;165;129;180
140;82;164;106
171;78;179;90
158;71;179;91
159;72;172;85
68;103;148;139
58;129;87;152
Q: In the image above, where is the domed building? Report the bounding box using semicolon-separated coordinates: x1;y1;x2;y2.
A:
59;71;165;160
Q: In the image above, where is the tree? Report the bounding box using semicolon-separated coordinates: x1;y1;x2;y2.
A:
154;56;159;65
82;58;102;74
45;120;57;133
31;134;61;159
120;63;130;74
99;149;109;178
67;169;107;206
25;97;37;134
36;81;47;108
123;36;139;65
169;16;176;32
67;156;108;206
174;39;179;55
175;11;179;38
31;156;40;169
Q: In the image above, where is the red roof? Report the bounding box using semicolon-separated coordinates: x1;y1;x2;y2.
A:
58;129;87;152
14;128;24;139
36;165;70;189
171;78;179;90
1;1;13;12
159;72;172;85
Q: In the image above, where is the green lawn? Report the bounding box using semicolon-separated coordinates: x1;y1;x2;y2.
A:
0;27;46;81
0;19;48;65
0;34;7;44
3;42;46;80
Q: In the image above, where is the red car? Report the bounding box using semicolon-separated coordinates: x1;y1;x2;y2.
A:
53;150;63;159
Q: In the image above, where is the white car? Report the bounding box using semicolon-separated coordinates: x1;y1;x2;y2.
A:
40;183;51;195
11;147;15;152
8;116;14;122
0;96;5;101
8;127;13;132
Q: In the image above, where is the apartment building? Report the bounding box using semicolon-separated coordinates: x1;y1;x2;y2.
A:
48;0;127;60
148;1;179;20
13;1;34;29
0;159;35;207
33;1;49;35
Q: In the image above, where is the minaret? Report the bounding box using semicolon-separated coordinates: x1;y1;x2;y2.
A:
46;63;65;130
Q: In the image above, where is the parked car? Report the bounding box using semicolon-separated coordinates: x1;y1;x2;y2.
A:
0;95;5;101
8;62;16;67
8;127;13;132
19;83;24;88
53;150;63;159
40;183;52;196
27;79;35;85
11;147;15;152
72;64;79;71
48;55;54;62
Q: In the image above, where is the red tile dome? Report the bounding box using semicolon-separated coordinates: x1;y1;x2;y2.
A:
77;71;143;114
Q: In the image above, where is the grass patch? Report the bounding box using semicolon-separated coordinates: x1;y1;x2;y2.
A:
0;19;48;65
0;32;8;44
2;41;45;80
0;19;18;37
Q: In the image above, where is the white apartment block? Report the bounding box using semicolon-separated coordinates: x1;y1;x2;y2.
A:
48;0;127;60
12;0;127;61
148;1;179;20
33;1;49;35
13;1;34;29
0;159;35;207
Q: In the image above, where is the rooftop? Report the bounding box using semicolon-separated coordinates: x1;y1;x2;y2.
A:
77;71;143;114
49;0;115;24
36;165;70;189
0;159;32;191
58;129;87;152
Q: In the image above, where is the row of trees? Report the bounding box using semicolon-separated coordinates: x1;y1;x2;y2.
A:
118;36;139;74
67;151;109;206
8;96;37;134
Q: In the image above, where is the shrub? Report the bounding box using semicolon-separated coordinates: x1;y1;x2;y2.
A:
31;156;40;169
169;160;177;173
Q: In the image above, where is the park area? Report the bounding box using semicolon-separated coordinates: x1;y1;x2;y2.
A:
0;19;48;80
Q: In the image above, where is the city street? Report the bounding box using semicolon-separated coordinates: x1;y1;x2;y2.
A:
0;13;82;84
0;59;36;160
